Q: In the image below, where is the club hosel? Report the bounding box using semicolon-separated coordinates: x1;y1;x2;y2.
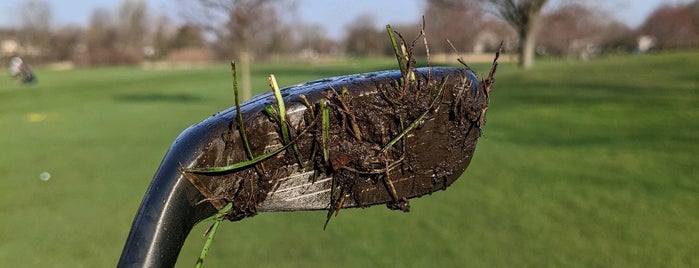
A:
117;116;231;268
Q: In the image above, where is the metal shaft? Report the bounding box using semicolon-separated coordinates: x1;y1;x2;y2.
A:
118;121;222;267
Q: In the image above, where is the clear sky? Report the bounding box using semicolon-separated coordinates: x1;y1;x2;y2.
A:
0;0;692;40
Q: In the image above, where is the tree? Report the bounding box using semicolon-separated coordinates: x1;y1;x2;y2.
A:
84;0;152;65
482;0;548;68
425;0;515;55
689;1;699;29
537;3;630;57
115;0;150;63
49;26;83;62
182;0;287;100
343;14;386;56
424;0;488;54
17;0;53;61
151;16;174;59
295;23;337;56
640;4;699;50
428;0;547;68
169;25;206;50
85;8;119;65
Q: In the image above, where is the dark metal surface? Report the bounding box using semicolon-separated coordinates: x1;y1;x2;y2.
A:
117;122;220;267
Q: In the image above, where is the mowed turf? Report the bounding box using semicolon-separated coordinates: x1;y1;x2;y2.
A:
0;52;697;267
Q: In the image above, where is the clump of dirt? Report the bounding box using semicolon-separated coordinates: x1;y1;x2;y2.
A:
183;30;498;225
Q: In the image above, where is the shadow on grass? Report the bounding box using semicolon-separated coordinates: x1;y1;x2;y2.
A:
113;93;204;103
487;74;698;152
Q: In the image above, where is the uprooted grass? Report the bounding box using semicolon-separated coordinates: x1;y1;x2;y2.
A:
0;51;696;267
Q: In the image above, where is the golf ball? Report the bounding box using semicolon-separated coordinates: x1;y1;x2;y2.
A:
39;172;51;181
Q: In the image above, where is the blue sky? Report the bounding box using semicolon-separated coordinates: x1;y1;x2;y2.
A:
0;0;692;40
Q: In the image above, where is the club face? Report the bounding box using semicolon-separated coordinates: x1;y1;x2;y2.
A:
184;66;484;215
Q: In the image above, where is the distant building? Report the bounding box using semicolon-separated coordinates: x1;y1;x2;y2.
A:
1;39;19;56
637;35;656;53
0;29;41;58
473;30;500;54
0;28;19;57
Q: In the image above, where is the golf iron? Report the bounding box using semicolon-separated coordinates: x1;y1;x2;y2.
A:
118;63;495;267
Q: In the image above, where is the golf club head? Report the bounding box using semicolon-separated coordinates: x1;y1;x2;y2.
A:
119;66;490;267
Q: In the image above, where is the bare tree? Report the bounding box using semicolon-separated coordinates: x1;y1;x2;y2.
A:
50;26;83;62
428;0;547;68
344;14;386;56
640;4;699;50
533;0;638;56
295;23;337;55
17;0;53;61
86;8;119;65
537;3;625;57
690;1;699;29
181;0;287;100
170;25;206;50
424;0;492;54
83;0;152;65
482;0;548;68
151;16;174;59
115;0;150;63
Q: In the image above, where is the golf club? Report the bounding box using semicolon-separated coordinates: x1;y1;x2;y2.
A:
118;66;492;267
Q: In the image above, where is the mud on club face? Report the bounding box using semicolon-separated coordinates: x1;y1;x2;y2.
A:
184;66;492;221
119;57;497;267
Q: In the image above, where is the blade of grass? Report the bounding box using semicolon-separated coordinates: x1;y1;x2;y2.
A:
319;97;339;229
320;99;330;165
269;74;304;168
386;24;415;82
195;202;233;268
232;61;263;173
420;16;432;81
386;24;406;76
185;121;315;174
263;105;278;118
299;94;314;118
232;61;253;159
185;144;288;173
269;74;289;143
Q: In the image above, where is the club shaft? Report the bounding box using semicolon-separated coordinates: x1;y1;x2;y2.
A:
118;124;219;267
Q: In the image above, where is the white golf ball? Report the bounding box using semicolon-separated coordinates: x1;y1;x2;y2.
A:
39;172;51;181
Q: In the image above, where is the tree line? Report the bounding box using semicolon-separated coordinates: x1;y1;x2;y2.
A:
2;0;698;68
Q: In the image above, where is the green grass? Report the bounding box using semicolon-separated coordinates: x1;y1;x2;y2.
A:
0;51;697;267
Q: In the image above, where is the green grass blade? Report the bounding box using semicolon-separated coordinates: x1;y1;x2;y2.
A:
263;105;278;118
299;94;314;117
269;74;289;143
195;202;233;268
232;61;257;168
386;24;406;76
185;140;291;174
320;99;330;164
269;74;304;168
185;118;316;174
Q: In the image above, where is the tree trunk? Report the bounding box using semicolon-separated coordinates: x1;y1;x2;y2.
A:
519;16;540;69
239;48;252;101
